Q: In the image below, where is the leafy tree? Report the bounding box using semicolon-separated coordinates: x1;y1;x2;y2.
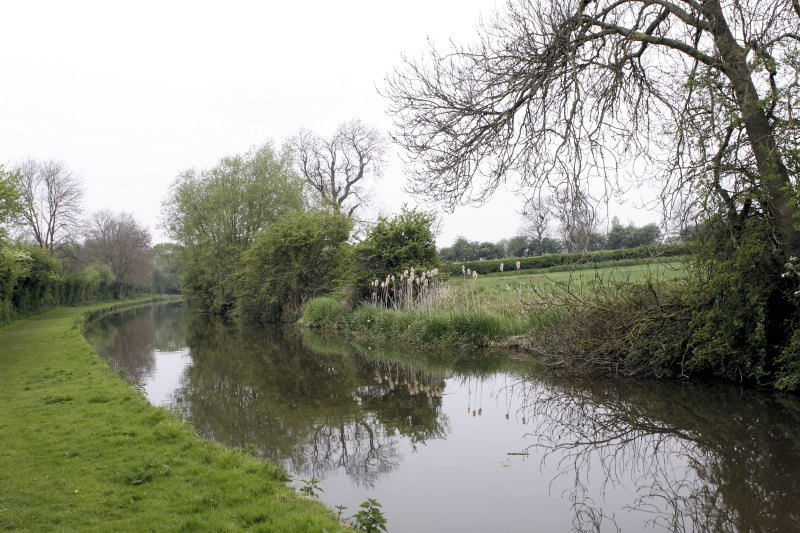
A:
161;143;304;315
606;218;662;250
356;207;439;283
0;165;23;244
475;241;503;260
438;236;475;262
287;120;388;218
237;210;353;322
83;210;152;298
13;159;84;252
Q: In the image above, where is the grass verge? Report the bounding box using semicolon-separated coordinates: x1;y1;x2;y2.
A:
0;300;341;532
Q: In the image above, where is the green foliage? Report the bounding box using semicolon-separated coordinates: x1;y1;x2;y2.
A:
500;235;563;258
300;296;347;328
680;216;800;387
162;143;305;315
0;164;23;244
530;215;800;390
350;499;387;532
298;478;324;498
151;243;183;294
342;304;528;347
237;210;354;323
0;242;121;325
356;206;440;284
605;218;661;249
439;243;691;276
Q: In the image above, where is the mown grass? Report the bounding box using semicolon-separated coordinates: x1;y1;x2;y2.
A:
0;301;341;532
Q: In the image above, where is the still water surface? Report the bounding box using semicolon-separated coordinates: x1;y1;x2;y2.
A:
85;303;800;532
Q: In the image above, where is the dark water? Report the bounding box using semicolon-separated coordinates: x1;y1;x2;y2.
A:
85;303;800;532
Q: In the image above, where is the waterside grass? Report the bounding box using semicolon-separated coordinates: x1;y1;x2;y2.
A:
341;304;534;347
0;301;341;532
304;260;682;350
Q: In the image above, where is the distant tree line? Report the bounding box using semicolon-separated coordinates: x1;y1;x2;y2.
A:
0;160;172;325
439;217;661;262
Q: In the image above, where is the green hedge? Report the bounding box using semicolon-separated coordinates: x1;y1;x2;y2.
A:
438;243;691;276
0;245;120;325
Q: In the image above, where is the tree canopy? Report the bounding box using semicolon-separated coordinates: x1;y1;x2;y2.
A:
13;159;83;252
83;210;152;298
237;210;353;322
0;165;23;245
161;143;305;314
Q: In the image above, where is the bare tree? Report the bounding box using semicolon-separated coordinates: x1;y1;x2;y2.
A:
84;210;152;298
287;119;388;218
520;195;552;249
14;159;84;252
550;190;597;253
386;0;800;255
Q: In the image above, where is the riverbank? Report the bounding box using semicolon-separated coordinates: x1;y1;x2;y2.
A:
0;300;341;531
302;260;683;349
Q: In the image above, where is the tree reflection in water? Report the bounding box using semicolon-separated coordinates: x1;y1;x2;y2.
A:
167;314;450;488
517;377;800;532
87;303;186;382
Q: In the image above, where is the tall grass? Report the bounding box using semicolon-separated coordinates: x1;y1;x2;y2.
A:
342;304;530;347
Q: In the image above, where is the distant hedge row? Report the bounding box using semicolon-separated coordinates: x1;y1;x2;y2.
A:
0;245;118;325
438;243;692;276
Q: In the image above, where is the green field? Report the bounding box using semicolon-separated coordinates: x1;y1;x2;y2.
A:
439;260;685;313
0;301;341;532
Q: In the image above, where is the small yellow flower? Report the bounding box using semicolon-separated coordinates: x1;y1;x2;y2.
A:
73;490;79;494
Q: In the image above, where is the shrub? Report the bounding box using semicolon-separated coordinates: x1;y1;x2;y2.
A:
355;206;440;289
300;296;347;328
237;210;353;323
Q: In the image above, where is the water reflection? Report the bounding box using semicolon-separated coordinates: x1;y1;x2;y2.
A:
164;315;451;487
517;378;800;532
88;304;186;381
87;304;800;532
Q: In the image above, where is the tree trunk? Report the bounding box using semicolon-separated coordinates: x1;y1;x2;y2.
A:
703;0;800;255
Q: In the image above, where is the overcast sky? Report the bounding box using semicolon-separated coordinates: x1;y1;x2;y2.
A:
1;0;658;247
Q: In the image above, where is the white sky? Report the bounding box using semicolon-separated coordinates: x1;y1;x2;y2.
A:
1;0;658;247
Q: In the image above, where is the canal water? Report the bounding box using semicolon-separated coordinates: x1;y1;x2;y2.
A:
85;303;800;532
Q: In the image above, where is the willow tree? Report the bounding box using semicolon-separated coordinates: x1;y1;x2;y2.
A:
386;0;800;255
387;0;800;387
161;143;305;315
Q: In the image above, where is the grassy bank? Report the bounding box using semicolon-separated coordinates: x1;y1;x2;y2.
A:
0;300;341;532
302;260;683;350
